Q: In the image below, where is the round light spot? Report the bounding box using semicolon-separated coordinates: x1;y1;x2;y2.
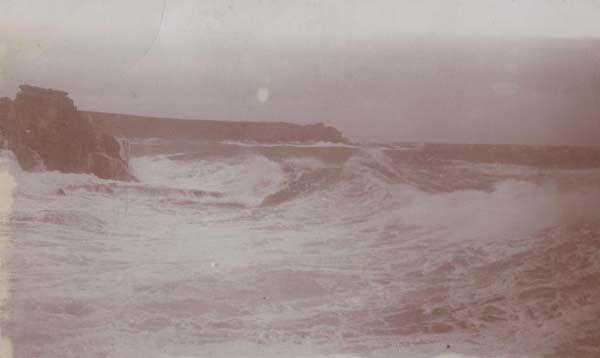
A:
256;87;270;104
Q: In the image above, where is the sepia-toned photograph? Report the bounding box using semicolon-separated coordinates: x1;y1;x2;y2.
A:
1;1;600;357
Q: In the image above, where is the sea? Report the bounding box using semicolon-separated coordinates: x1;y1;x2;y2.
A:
1;139;599;358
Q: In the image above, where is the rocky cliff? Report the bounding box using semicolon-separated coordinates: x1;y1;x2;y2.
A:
0;85;135;181
84;111;348;143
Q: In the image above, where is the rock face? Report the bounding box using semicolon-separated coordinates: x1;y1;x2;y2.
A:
0;97;13;150
11;144;46;171
0;85;135;181
85;111;349;143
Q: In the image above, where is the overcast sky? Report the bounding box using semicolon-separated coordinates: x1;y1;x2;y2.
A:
2;1;600;144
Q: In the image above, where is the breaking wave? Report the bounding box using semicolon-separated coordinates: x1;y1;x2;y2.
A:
2;141;600;358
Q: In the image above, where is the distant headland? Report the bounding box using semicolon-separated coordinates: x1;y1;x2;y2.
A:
84;111;349;144
0;85;348;181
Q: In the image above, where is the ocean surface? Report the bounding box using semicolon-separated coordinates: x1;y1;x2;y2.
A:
1;140;600;358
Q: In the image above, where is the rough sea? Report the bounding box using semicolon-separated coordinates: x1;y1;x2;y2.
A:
1;140;599;358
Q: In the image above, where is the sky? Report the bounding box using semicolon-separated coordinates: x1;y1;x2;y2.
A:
1;0;600;144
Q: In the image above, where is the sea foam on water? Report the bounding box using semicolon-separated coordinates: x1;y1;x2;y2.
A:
2;142;600;358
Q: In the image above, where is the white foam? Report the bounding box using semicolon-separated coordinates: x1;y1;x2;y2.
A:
4;147;597;358
132;154;287;206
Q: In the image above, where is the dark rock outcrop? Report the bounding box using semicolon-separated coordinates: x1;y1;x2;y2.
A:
0;85;135;181
0;97;14;150
85;111;348;143
11;143;46;171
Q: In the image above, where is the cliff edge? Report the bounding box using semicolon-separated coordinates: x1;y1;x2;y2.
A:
0;85;135;181
84;111;349;143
